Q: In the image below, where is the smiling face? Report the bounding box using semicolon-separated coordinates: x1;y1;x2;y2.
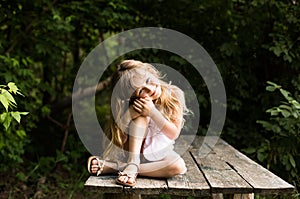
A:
116;64;163;105
132;73;162;101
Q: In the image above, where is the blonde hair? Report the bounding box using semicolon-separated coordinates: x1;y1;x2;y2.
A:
103;60;189;159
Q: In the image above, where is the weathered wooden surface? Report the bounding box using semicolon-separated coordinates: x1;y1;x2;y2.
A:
85;175;123;194
85;135;295;197
167;152;210;197
191;148;253;194
192;136;295;194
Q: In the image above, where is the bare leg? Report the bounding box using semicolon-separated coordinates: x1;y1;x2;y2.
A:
117;116;149;184
139;152;187;178
127;116;149;163
89;152;186;178
89;118;186;180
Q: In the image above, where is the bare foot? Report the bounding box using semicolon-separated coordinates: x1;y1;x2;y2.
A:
117;163;139;186
90;159;101;174
88;157;125;175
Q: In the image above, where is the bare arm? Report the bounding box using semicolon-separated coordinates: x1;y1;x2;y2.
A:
133;97;183;140
150;107;182;140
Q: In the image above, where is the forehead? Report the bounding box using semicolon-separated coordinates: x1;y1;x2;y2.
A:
129;68;157;89
116;67;160;99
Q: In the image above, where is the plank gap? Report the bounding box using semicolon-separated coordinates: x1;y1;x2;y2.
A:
226;161;254;190
189;150;213;195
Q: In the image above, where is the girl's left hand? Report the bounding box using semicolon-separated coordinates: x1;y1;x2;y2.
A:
133;97;155;116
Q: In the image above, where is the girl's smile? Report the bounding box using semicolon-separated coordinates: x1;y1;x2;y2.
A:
137;77;161;100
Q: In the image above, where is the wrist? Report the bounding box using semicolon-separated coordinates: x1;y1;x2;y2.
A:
149;107;166;130
149;106;158;118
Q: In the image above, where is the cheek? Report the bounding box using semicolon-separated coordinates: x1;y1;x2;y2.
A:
157;86;162;95
139;92;148;98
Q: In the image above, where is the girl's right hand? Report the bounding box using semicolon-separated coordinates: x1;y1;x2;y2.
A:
132;97;155;117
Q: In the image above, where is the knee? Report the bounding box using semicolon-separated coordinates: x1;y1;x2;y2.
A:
132;115;150;126
167;158;187;177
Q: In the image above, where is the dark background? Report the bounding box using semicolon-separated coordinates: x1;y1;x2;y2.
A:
0;0;299;198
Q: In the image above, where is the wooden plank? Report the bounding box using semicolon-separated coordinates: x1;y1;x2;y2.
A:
175;134;196;146
233;193;254;199
211;193;224;199
174;134;197;155
103;193;141;199
85;175;123;193
85;136;295;197
204;137;295;194
85;175;167;195
191;148;253;194
167;152;210;197
124;177;168;195
189;135;219;158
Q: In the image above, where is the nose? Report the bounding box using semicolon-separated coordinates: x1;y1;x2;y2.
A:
143;84;154;94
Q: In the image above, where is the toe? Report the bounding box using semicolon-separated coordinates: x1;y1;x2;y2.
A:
118;175;127;183
92;159;98;165
127;176;135;184
91;165;98;173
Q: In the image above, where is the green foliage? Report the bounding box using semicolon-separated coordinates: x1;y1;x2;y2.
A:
0;82;28;128
0;82;28;172
245;82;299;188
1;0;300;197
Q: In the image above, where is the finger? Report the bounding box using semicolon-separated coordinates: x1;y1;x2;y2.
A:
134;100;143;108
139;98;147;102
133;105;142;113
135;98;144;103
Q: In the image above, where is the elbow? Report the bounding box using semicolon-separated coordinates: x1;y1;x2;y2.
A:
169;130;181;140
161;125;181;140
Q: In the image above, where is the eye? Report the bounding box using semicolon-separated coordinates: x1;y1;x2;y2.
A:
138;88;143;95
146;78;150;84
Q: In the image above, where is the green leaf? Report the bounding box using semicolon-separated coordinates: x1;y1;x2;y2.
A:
291;100;300;109
2;90;17;108
16;129;26;139
292;111;299;118
242;147;256;154
266;81;281;89
288;154;296;168
0;112;5;123
273;46;281;56
257;120;273;130
279;104;292;111
11;111;21;123
1;112;12;130
279;89;291;100
266;86;276;92
270;109;279;116
257;151;267;162
266;81;276;86
7;82;19;94
0;94;9;111
10;111;29;125
266;81;282;92
281;109;290;118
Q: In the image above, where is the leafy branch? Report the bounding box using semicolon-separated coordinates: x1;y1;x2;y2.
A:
0;82;28;130
251;81;300;181
264;81;300;118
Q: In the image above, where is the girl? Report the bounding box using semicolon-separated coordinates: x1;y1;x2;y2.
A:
87;60;189;187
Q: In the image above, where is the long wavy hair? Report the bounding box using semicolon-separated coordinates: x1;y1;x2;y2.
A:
103;60;189;160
